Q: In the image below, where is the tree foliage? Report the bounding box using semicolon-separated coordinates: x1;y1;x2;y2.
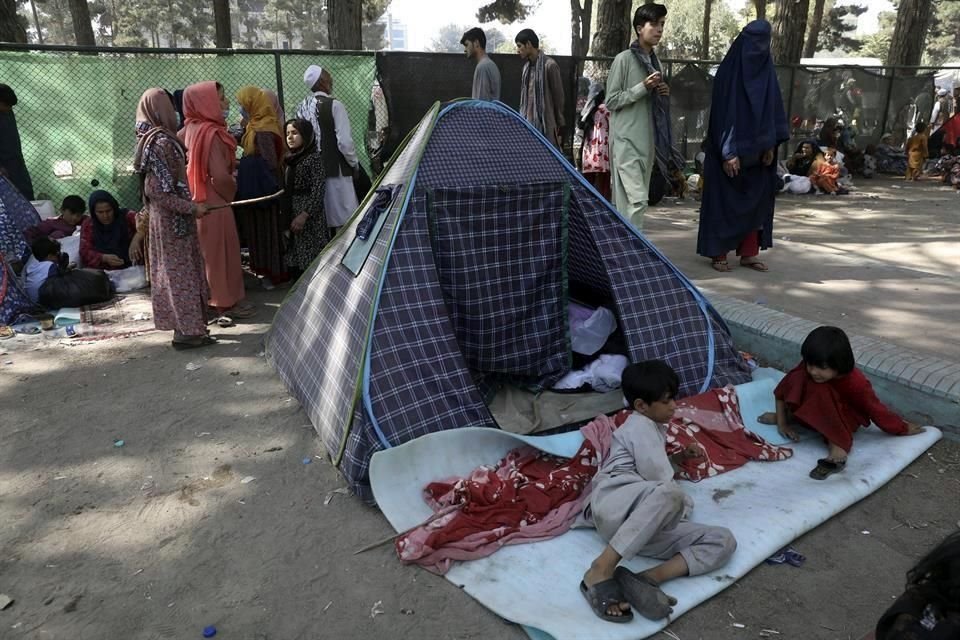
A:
924;0;960;64
653;0;741;60
428;23;468;53
818;3;867;54
476;0;536;23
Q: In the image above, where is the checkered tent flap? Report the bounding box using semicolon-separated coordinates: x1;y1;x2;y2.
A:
265;103;441;465
268;100;749;502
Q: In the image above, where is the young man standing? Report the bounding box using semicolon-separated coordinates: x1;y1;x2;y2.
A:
461;27;501;102
606;4;668;232
296;65;359;230
515;29;565;149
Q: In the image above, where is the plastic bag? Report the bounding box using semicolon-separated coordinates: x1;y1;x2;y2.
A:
106;265;147;292
60;233;81;268
569;302;617;356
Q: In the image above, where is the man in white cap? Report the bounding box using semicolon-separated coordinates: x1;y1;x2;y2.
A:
296;64;359;230
931;88;952;134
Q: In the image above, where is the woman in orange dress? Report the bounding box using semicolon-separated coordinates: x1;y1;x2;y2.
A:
905;121;929;181
180;81;255;320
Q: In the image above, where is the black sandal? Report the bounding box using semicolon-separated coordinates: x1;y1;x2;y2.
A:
580;579;634;623
171;335;218;350
810;458;846;480
614;566;676;620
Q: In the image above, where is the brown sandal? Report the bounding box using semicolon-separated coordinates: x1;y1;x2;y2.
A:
711;258;732;272
740;258;769;272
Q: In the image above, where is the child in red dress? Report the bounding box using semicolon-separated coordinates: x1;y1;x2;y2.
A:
759;326;923;480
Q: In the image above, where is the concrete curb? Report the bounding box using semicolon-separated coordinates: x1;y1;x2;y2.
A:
704;291;960;439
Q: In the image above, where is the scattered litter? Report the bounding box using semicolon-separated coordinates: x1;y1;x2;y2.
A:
732;622;746;629
11;622;22;629
322;601;333;613
203;625;217;638
264;447;283;453
759;630;781;637
132;569;143;576
0;594;13;610
230;370;240;376
765;546;805;567
238;498;246;505
401;608;414;615
257;350;265;357
235;381;245;386
140;477;156;496
54;475;67;480
167;602;175;608
727;611;735;619
197;432;212;438
324;487;350;505
861;530;871;535
370;600;384;618
3;361;12;365
302;457;312;465
113;439;125;448
131;312;151;321
240;476;256;484
185;362;202;371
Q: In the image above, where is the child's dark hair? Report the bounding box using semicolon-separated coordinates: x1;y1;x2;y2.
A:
906;530;960;607
801;326;855;375
514;28;539;48
60;195;86;214
31;237;60;261
622;360;679;408
634;3;667;29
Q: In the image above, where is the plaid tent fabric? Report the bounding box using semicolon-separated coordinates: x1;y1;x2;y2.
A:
267;100;751;502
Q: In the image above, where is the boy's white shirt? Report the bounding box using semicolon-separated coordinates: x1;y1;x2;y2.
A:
602;412;675;482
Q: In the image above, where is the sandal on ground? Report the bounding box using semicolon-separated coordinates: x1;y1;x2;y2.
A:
614;566;676;620
216;316;235;328
0;325;14;339
171;335;218;350
711;258;732;272
580;579;634;624
809;458;846;480
740;258;769;272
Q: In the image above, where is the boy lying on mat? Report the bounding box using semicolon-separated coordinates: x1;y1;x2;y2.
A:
579;360;737;623
759;326;924;480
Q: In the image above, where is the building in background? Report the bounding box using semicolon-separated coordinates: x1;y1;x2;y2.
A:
378;14;407;51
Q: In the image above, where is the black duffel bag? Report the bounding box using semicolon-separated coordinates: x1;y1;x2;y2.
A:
39;268;113;309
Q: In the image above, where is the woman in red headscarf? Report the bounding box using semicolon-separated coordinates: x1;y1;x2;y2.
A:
179;81;255;320
134;87;213;349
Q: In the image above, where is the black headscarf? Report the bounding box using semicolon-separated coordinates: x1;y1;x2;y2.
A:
88;190;132;265
282;118;317;221
708;20;789;160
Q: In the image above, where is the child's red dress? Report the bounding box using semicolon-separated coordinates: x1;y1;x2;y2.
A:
774;362;909;452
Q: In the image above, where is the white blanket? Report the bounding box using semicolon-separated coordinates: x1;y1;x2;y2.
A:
370;372;941;640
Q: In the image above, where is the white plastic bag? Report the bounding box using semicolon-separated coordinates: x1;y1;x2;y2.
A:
59;234;81;268
106;265;148;292
569;302;617;356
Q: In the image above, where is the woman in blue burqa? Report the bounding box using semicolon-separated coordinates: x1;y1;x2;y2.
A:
697;20;788;273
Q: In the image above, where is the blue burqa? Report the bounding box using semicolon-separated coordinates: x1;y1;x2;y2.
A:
697;20;789;258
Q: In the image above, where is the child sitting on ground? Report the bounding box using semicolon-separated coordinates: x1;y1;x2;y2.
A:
759;326;923;480
23;237;69;304
579;360;737;623
875;530;960;638
810;147;843;195
23;195;85;243
24;237;112;309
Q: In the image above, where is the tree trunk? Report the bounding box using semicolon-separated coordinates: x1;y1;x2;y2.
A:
68;0;95;45
570;0;593;76
803;0;826;59
701;0;713;60
213;0;232;48
591;0;632;58
0;0;28;42
754;0;766;21
887;0;934;68
772;0;810;64
328;0;361;50
30;0;43;43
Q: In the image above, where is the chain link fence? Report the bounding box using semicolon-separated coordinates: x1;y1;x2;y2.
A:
0;43;945;209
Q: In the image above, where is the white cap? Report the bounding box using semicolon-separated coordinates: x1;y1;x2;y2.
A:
938;88;949;96
304;65;323;90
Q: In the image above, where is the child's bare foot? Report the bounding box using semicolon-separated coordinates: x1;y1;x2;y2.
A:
778;423;800;442
757;412;777;425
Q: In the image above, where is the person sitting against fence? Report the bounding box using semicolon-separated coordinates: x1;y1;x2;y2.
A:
810;148;846;195
758;326;923;481
24;195;86;244
579;360;736;623
785;140;818;178
282;118;328;275
235;85;287;288
79;190;143;270
934;144;960;191
905;120;930;181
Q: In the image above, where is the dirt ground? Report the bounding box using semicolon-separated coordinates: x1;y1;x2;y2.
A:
2;178;959;640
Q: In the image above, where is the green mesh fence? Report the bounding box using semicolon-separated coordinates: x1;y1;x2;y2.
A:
0;49;375;210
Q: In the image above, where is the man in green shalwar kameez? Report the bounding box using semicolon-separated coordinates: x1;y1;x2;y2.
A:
606;4;669;232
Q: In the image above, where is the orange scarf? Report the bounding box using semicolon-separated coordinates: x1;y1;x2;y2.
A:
179;81;238;202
